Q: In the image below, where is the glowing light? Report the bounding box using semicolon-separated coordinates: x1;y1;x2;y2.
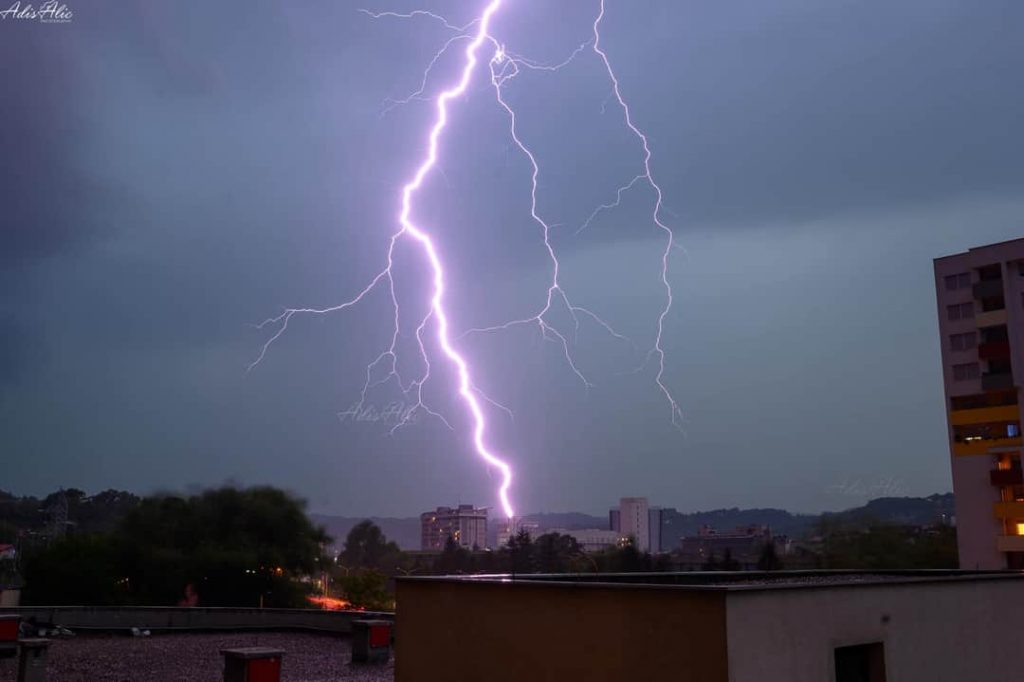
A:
393;0;514;519
307;595;361;611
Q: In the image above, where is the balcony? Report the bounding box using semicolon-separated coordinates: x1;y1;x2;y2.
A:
991;469;1024;486
993;501;1024;519
976;309;1008;328
979;340;1012;360
982;372;1015;391
997;535;1024;552
974;279;1005;299
950;404;1020;426
954;436;1023;456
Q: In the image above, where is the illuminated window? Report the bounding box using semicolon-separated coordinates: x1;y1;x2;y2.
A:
1015;523;1024;536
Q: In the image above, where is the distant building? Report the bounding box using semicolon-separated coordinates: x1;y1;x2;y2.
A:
934;239;1024;569
496;523;623;553
496;520;541;548
546;528;623;553
608;508;620;533
420;505;488;551
648;507;664;553
678;525;773;569
618;497;650;552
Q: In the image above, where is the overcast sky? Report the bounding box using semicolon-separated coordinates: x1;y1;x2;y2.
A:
3;0;1023;517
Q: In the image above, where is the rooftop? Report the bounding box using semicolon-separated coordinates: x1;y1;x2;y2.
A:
935;235;1024;261
0;632;393;682
402;569;1024;592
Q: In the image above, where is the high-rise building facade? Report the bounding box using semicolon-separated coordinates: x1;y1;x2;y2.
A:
420;505;488;551
935;239;1024;569
608;508;621;533
618;497;650;552
648;506;664;554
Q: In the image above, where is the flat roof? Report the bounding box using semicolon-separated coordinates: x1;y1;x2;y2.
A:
935;236;1024;262
400;569;1024;593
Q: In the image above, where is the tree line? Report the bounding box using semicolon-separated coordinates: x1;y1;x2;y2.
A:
5;486;958;611
20;487;330;608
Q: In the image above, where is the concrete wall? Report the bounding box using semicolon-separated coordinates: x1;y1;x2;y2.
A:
951;454;1005;569
396;579;728;682
0;606;392;634
725;578;1024;682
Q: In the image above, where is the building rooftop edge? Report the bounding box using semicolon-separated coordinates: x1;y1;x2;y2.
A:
934;236;1024;262
397;569;1024;593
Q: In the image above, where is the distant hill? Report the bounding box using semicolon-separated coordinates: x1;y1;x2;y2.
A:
310;515;423;550
660;494;955;547
820;493;955;528
520;512;608;529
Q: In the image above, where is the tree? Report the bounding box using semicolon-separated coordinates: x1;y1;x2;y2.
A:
114;486;330;607
612;536;652;572
719;548;741;571
506;528;535;574
23;535;128;605
337;569;393;610
814;523;957;569
338;521;401;571
433;535;473;574
756;542;783;571
534;533;582;573
701;552;720;571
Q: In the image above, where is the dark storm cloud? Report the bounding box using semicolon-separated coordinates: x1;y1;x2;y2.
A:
0;315;39;388
0;26;94;264
609;0;1024;225
2;0;1023;515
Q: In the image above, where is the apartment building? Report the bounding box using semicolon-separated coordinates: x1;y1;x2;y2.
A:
935;238;1024;568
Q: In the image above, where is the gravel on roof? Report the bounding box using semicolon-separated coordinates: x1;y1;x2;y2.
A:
0;632;394;682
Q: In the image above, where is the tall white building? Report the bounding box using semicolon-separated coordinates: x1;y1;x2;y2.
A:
619;497;650;552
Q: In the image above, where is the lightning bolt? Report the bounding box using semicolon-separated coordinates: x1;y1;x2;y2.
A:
591;0;682;428
251;0;683;521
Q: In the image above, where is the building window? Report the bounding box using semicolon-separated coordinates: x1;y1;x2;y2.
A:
952;363;980;381
950;332;978;351
947;302;974;321
835;642;887;682
944;272;972;290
